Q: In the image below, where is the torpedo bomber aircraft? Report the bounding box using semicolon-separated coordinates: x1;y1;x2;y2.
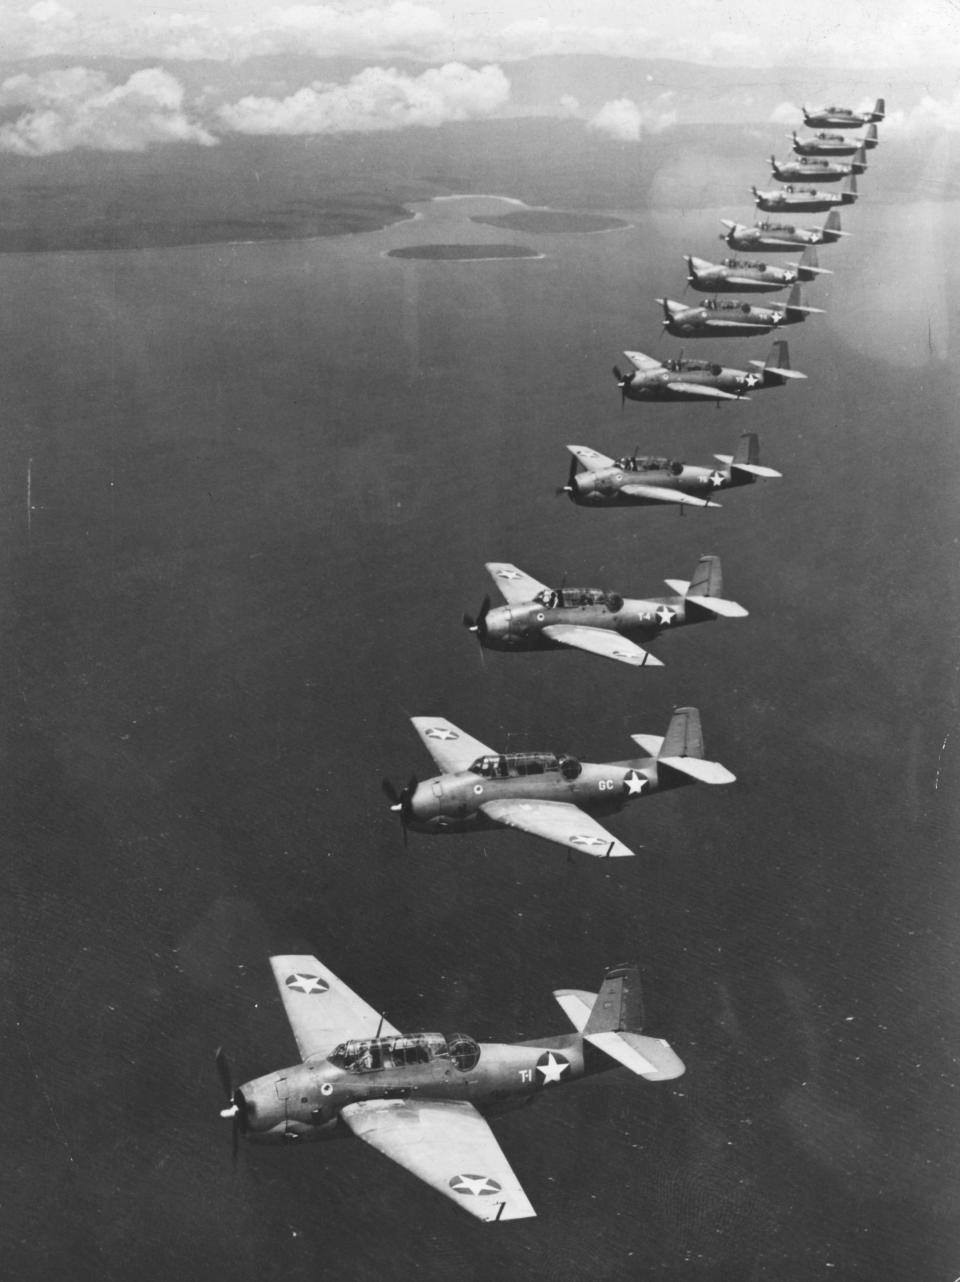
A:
658;286;822;338
769;146;867;182
613;339;806;404
719;209;849;252
789;124;878;155
684;247;828;292
462;555;747;669
382;707;734;859
216;956;684;1222
752;175;858;213
558;432;781;509
802;97;885;129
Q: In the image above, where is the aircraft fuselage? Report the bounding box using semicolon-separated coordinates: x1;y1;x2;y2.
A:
571;460;747;506
237;1033;614;1144
772;157;860;182
403;753;687;834
481;593;704;652
686;260;799;292
662;301;798;337
792;132;876;156
721;223;838;252
754;187;853;213
623;366;756;400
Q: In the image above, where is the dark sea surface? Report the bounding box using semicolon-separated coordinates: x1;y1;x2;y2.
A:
2;140;959;1281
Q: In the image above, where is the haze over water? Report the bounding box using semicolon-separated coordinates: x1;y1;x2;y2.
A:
3;167;958;1279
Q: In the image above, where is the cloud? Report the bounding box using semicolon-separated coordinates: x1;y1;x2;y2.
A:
886;91;960;136
218;62;510;136
587;97;677;141
0;67;217;155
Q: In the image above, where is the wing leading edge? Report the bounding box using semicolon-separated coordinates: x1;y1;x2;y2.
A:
480;797;635;858
269;955;400;1061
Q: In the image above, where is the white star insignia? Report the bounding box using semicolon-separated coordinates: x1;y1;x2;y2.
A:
497;570;522;580
285;973;329;995
655;605;675;626
623;770;647;796
536;1052;569;1085
571;834;607;848
450;1174;502;1196
708;470;726;487
744;372;760;387
426;727;458;740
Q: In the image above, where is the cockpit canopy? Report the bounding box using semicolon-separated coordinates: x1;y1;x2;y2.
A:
723;257;766;270
533;587;623;612
329;1032;481;1073
759;221;796;232
614;456;684;475
468;752;582;780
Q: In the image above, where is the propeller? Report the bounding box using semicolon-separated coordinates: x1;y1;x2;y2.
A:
381;774;418;846
612;365;631;408
462;594;491;640
215;1046;246;1165
556;453;578;498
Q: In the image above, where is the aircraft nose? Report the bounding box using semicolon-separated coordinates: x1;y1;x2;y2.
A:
483;607;509;639
239;1076;285;1136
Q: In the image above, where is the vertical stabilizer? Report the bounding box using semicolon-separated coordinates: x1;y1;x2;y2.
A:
661;706;705;761
688;554;722;599
732;431;759;467
583;964;645;1034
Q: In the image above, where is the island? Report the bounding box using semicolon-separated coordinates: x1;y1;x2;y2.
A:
470;210;628;234
386;243;540;260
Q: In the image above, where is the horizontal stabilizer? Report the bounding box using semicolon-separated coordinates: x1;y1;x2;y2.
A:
658;755;736;785
552;989;596;1032
785;260;832;276
714;458;782;479
747;359;807;379
786;304;825;315
585;1031;685;1081
631;733;664;757
662;578;689;595
684;595;749;618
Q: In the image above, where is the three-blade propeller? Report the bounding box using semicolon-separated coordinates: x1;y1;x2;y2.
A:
556;454;578;498
381;775;418;846
215;1046;246;1164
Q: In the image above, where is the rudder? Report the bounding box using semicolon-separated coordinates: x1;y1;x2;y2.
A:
583;964;645;1034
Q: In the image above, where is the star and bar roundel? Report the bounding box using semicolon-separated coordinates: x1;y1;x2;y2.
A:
449;1173;503;1197
284;973;330;995
535;1051;570;1086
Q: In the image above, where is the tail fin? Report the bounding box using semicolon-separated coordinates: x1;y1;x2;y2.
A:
843;173;858;200
795;244;831;278
681;556;749;620
821;209;849;240
865;122;878;147
785;282;824;318
871;97;885;121
713;432;782;481
555;966;685;1081
749;338;807;383
852;145;867;171
657;707;736;786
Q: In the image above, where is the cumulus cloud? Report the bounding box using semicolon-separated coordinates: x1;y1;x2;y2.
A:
218;62;510;136
588;97;677;142
886;92;960;135
0;67;217;155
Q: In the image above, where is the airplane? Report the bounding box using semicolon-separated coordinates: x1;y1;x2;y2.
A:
557;431;781;509
769;146;866;183
658;286;822;338
215;956;685;1222
790;123;878;155
462;554;747;669
753;175;858;213
382;706;734;859
720;209;850;252
802;98;884;129
684;246;829;293
612;338;806;405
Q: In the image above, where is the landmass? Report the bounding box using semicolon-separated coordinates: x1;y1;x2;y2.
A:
470;211;628;233
387;243;539;260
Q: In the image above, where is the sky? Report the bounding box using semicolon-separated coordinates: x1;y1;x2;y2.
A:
0;1;957;154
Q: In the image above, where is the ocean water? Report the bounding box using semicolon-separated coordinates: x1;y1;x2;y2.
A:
2;174;958;1281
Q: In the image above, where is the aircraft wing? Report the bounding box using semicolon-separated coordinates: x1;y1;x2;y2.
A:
663;382;744;401
541;623;662;668
485;562;548;605
269;955;400;1061
480;797;635;858
410;717;495;774
622;350;664;373
341;1098;536;1223
619;483;720;508
567;444;614;472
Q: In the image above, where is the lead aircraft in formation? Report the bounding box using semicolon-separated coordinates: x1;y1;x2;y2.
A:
462;555;746;669
801;97;884;129
383;707;734;859
559;432;781;509
613;339;806;405
217;957;684;1221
